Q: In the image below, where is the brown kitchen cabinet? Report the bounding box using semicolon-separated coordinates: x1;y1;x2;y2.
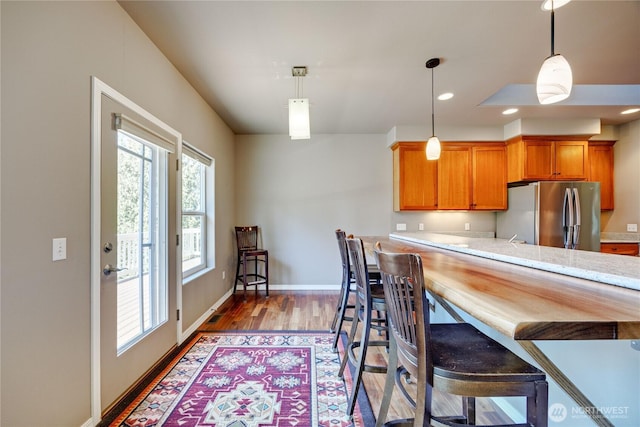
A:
392;142;438;210
393;141;506;211
588;141;615;210
600;242;639;256
437;144;470;210
472;145;508;210
507;136;589;183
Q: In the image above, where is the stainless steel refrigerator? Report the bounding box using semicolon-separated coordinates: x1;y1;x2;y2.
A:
496;181;601;251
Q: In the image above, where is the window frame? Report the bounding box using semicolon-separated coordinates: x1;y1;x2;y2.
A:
181;142;214;281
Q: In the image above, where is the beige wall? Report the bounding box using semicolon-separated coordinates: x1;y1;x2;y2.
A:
601;119;640;232
1;1;235;425
235;133;392;286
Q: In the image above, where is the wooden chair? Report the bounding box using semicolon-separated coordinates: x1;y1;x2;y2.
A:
338;236;388;417
233;226;268;301
330;229;381;352
373;244;548;427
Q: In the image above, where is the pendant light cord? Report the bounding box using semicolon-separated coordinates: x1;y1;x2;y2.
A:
431;67;435;137
550;0;555;56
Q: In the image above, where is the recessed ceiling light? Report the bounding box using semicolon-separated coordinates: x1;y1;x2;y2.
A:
438;92;454;101
502;108;519;115
621;108;640;115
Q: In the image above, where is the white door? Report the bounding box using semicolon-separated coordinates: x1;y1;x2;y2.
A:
98;92;179;414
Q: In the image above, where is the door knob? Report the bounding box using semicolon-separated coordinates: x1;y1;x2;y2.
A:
103;264;126;276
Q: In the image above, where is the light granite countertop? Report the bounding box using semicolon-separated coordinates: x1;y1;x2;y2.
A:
389;232;640;291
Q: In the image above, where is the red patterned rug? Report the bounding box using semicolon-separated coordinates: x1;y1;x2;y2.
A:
110;331;374;426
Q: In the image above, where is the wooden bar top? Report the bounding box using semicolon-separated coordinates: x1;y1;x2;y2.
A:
362;236;640;340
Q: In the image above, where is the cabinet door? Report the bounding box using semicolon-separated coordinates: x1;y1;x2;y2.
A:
472;146;507;210
438;146;471;210
601;243;639;256
588;143;614;210
555;140;588;180
394;143;437;210
523;140;554;180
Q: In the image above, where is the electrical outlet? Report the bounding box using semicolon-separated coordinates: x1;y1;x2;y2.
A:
52;237;67;261
222;271;226;280
396;223;407;231
464;223;470;231
627;224;638;232
418;223;424;231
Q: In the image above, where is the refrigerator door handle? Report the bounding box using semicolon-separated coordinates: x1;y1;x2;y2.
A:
562;188;573;249
572;187;581;249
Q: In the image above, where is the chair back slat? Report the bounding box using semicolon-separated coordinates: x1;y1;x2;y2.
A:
345;237;371;307
374;248;431;378
335;230;350;290
235;226;259;251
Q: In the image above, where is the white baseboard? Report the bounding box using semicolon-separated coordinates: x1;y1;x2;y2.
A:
179;288;234;342
267;284;339;290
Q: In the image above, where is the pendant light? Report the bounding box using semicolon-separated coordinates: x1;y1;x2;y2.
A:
536;0;572;105
425;58;441;160
289;66;310;140
289;67;311;139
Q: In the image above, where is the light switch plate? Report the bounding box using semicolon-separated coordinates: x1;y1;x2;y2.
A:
396;223;407;231
52;238;67;261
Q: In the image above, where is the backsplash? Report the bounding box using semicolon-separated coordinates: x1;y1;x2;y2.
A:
600;232;640;242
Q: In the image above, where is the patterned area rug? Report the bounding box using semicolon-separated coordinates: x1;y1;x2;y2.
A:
110;331;374;426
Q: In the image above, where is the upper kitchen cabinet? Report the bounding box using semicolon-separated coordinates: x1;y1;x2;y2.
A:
437;145;470;210
588;141;615;211
393;141;506;211
506;136;589;183
472;145;508;210
393;142;438;211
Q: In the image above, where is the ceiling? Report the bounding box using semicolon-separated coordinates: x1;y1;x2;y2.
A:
118;0;640;136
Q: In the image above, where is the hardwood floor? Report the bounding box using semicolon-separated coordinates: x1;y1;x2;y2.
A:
201;290;513;425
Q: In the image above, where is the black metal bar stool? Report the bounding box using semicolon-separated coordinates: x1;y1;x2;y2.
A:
233;226;269;301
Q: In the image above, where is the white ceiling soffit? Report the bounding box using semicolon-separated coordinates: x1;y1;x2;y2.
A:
482;85;640;106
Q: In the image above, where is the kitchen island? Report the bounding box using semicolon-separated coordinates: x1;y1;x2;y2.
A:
361;234;640;427
391;232;640;290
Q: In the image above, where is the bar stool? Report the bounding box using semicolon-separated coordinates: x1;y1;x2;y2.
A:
330;229;381;352
374;244;548;427
233;226;269;301
338;236;388;417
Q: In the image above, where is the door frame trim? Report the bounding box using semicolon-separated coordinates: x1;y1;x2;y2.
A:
90;76;183;424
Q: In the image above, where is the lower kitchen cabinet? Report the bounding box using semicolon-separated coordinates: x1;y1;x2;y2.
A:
600;242;639;256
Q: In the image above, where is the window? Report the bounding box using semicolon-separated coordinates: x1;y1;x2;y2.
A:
182;143;213;279
116;127;169;352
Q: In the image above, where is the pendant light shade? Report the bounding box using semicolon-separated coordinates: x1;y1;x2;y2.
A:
426;136;441;161
541;0;571;11
288;98;310;139
536;54;572;104
537;0;572;105
289;66;310;140
425;57;441;161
